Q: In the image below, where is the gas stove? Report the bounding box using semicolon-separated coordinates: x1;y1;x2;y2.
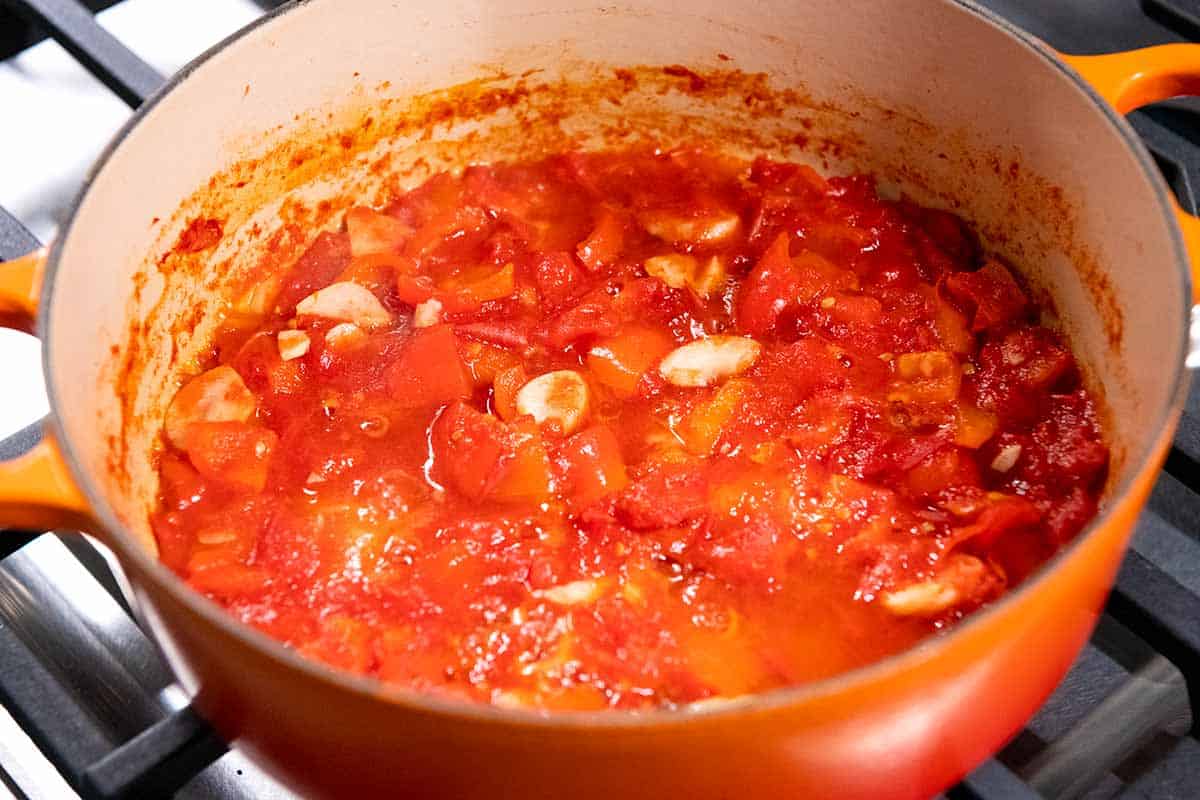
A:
0;1;1197;798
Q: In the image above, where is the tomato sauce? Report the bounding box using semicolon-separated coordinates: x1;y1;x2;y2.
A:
152;145;1108;710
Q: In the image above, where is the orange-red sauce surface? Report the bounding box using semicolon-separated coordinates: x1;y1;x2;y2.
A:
152;146;1108;710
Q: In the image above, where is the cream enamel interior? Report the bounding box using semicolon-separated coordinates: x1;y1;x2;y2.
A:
46;0;1185;567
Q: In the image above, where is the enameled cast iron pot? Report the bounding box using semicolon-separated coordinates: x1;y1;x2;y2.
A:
1;1;1199;797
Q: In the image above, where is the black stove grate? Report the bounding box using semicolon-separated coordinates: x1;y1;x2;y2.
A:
0;1;1198;798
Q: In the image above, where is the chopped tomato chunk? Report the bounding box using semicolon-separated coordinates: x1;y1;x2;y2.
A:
492;364;529;421
903;446;981;498
460;341;521;387
559;426;629;506
430;402;508;500
737;233;795;337
438;262;516;312
385;325;473;409
431;403;553;502
184;421;278;491
576;206;627;271
679;378;749;455
526;251;586;312
944;259;1027;331
586;325;675;397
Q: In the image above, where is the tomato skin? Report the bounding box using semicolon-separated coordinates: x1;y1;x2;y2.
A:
230;332;307;406
400;172;487;257
970;328;1074;426
737;233;796;337
693;512;797;591
801;223;875;264
1044;486;1098;543
335;253;402;299
454;320;530;350
539;288;620;348
944;260;1027;331
948;495;1043;552
463;164;533;217
1013;390;1109;491
559;426;629;507
759;337;845;402
576;206;627;271
184;421;277;491
438;263;516;313
384;325;473;409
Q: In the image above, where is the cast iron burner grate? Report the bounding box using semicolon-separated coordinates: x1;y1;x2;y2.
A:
0;1;1197;798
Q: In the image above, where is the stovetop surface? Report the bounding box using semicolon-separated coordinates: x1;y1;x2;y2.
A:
1;2;1199;799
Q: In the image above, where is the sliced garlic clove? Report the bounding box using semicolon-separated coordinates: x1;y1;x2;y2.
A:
296;281;392;331
882;555;995;616
164;365;256;449
881;579;960;616
895;350;957;380
643;253;726;298
691;255;727;298
643;254;697;290
346;206;412;257
640;209;741;246
325;322;367;350
412;297;443;328
536;579;605;605
658;335;761;387
195;529;238;545
277;330;310;361
515;370;590;434
990;443;1022;473
691;212;741;244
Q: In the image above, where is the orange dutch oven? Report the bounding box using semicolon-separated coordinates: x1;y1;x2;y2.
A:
0;1;1198;797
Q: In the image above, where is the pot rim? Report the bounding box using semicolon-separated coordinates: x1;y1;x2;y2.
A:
38;0;1194;729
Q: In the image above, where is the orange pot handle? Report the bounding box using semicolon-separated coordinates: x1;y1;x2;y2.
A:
1062;45;1200;365
1061;45;1200;316
0;250;93;531
1060;44;1200;115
